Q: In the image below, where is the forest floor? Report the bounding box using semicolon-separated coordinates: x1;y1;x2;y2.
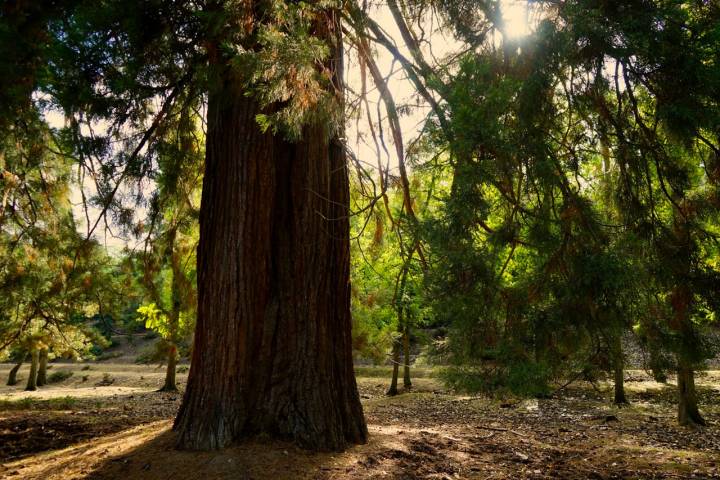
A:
0;362;718;479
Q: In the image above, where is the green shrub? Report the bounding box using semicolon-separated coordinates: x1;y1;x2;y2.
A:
47;396;77;409
48;370;74;383
441;361;552;398
354;365;436;378
0;397;34;410
89;345;104;357
97;373;115;386
135;340;168;364
97;351;122;361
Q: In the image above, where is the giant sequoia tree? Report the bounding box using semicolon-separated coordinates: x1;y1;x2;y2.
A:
173;3;367;450
3;0;366;451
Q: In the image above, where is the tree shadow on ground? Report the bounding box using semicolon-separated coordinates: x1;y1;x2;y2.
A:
82;427;337;480
0;388;182;463
1;420;465;480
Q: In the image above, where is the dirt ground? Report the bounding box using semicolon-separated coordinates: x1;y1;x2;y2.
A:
0;362;718;479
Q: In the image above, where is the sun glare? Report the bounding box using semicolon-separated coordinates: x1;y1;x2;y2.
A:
501;0;531;39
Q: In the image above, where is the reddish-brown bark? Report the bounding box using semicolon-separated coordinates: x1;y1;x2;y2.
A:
174;6;366;451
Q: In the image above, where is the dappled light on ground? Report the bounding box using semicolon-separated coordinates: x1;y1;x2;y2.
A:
1;364;718;479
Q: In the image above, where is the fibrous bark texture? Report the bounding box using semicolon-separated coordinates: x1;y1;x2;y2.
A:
174;7;366;451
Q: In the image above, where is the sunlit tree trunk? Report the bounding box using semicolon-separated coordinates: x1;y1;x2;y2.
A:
161;344;178;392
677;360;705;426
174;5;366;451
36;347;48;387
25;348;38;391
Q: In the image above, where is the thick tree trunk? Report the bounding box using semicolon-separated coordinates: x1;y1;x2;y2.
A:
25;348;38;391
160;344;178;392
36;348;48;387
174;8;366;451
6;355;24;386
612;335;627;404
677;359;705;426
402;324;412;388
669;209;704;426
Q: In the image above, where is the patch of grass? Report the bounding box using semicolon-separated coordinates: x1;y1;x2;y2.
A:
47;370;74;383
0;396;78;411
0;397;34;410
176;365;189;374
135;352;152;364
666;462;693;474
97;351;123;361
46;396;78;409
81;365;92;371
354;366;437;378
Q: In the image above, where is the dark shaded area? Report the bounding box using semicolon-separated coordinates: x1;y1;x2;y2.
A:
0;391;181;462
0;413;117;460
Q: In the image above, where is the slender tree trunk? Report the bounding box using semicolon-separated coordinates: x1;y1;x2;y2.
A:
36;348;48;387
612;335;627;404
402;323;412;388
6;354;25;386
159;228;179;393
390;263;410;395
25;348;38;391
387;336;400;396
160;344;178;392
677;359;705;426
174;7;366;451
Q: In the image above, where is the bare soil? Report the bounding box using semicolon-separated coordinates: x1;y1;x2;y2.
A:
0;362;718;479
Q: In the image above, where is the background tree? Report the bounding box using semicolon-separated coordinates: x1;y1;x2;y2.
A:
134;95;202;392
345;0;719;418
